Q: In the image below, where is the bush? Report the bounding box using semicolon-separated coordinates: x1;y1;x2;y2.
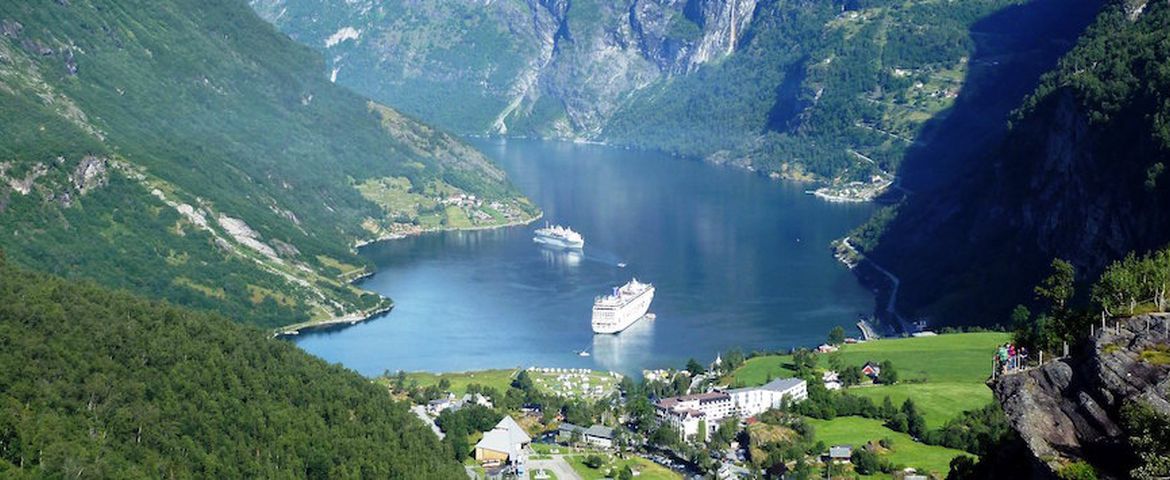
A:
583;455;605;469
1056;461;1098;480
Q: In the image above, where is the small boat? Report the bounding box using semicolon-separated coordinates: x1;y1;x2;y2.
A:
617;262;627;268
577;350;591;357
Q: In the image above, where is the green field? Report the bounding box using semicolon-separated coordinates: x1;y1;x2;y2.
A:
818;333;1009;384
807;417;973;478
528;368;622;401
726;333;1008;429
724;354;798;387
394;369;519;395
848;383;993;429
566;454;681;480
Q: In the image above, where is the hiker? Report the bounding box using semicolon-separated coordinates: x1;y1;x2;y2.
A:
996;344;1009;376
1007;343;1017;370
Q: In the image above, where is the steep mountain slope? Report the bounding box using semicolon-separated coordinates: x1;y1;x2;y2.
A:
0;254;464;479
0;0;536;328
251;0;1026;183
857;0;1168;326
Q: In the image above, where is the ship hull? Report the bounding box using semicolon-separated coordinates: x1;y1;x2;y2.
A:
591;287;654;334
533;235;584;249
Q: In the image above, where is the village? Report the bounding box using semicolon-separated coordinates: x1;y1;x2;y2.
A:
385;323;1007;480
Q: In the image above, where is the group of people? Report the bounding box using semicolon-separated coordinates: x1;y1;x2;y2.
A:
994;343;1028;377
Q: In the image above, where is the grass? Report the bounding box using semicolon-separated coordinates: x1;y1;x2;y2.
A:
390;369;519;395
528;368;622;401
724;354;797;387
1140;345;1170;365
807;417;973;478
565;454;680;480
726;333;1010;430
847;383;993;429
819;333;1010;384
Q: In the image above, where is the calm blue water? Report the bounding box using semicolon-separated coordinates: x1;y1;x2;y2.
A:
293;140;876;376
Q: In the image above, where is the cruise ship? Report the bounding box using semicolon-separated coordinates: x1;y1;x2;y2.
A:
533;223;584;249
591;278;655;334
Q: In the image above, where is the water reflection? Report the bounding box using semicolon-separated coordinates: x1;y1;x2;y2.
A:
538;244;583;270
591;316;656;372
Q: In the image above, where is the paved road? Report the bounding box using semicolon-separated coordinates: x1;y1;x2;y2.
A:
527;456;583;480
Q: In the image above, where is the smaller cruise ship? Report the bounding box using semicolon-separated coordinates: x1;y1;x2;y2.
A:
533;223;584;249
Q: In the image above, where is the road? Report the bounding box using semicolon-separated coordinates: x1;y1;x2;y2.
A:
842;237;913;334
527;456;583;480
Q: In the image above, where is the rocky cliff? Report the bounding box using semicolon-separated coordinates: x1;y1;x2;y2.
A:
252;0;1024;181
993;314;1170;478
859;0;1167;326
250;0;758;138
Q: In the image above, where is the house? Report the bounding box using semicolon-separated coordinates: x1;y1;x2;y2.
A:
475;416;531;464
557;423;615;448
816;343;839;353
861;361;881;379
822;371;842;391
426;396;454;415
828;445;852;463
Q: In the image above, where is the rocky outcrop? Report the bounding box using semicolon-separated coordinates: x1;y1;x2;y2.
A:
993;314;1170;478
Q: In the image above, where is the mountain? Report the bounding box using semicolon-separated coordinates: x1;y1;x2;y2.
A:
854;0;1169;327
0;254;464;478
0;0;537;328
250;0;1029;183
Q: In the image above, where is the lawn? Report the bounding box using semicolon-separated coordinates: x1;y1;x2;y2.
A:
392;369;519;395
723;354;796;387
847;383;993;429
566;454;681;480
807;417;972;478
820;333;1009;384
724;333;1009;429
528;368;622;401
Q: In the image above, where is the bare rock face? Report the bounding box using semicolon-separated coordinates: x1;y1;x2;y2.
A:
993;314;1170;478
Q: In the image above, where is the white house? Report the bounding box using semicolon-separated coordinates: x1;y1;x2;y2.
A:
558;423;615;448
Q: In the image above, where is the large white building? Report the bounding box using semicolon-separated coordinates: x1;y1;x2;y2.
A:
727;377;808;418
655;377;807;440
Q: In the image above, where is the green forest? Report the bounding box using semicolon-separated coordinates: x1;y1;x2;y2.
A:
0;253;463;479
0;0;533;328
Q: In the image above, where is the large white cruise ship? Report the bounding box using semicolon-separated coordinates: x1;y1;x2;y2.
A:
533;223;584;249
591;278;654;334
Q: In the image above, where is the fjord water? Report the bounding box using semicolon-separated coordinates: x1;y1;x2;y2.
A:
294;140;875;376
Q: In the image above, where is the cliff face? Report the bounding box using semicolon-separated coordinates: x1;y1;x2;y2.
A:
863;0;1168;325
993;314;1170;478
250;0;757;137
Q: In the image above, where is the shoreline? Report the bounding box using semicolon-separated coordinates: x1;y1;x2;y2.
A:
274;304;394;337
275;212;542;337
351;211;543;250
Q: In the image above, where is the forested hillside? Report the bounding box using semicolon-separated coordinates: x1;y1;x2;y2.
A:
0;253;464;479
0;0;535;328
856;0;1169;326
252;0;1044;183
